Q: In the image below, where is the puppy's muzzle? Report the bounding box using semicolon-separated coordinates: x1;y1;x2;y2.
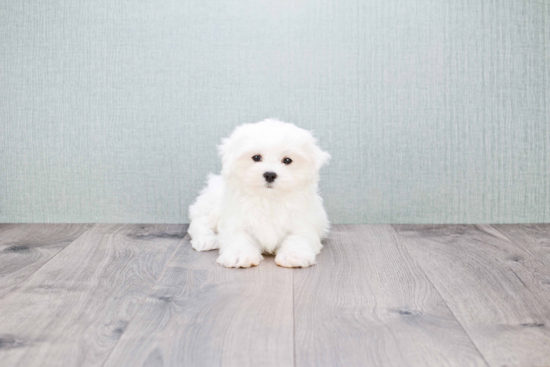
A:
263;172;277;183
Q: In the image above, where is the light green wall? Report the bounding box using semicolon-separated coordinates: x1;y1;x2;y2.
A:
1;0;549;223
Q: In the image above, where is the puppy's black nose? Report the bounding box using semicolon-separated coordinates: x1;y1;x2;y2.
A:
263;172;277;183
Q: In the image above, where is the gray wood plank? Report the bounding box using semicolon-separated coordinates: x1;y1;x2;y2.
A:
0;224;18;232
493;224;550;266
0;223;93;298
293;225;487;367
103;235;294;367
0;223;187;367
393;224;550;367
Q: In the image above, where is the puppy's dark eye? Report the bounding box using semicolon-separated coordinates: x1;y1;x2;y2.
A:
252;155;262;162
282;157;292;165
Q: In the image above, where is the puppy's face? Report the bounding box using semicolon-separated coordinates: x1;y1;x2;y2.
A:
218;119;330;195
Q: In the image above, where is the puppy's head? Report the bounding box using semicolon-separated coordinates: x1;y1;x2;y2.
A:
218;119;330;195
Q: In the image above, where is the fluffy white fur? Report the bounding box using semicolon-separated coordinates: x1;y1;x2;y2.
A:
188;119;331;268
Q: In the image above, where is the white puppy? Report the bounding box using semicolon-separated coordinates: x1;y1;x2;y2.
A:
188;119;331;268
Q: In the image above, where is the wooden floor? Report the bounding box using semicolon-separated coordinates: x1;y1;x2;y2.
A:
0;224;549;367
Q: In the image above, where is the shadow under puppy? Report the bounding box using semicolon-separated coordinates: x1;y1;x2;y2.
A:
189;119;331;268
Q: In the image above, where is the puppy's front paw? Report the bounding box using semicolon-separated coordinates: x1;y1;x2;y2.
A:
217;249;263;268
191;235;219;252
275;250;316;268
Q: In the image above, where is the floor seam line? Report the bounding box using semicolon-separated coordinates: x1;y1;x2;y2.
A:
0;223;96;301
488;224;539;261
292;267;296;367
389;224;492;367
100;227;189;367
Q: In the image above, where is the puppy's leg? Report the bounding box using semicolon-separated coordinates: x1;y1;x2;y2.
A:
275;233;322;268
189;174;223;251
189;217;219;252
216;232;263;268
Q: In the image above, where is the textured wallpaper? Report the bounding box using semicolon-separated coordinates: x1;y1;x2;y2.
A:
1;0;549;223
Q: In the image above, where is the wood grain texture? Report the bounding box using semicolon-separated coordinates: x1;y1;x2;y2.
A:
393;224;550;367
2;223;550;367
293;225;487;367
493;224;550;266
0;223;92;298
103;235;294;367
0;224;187;367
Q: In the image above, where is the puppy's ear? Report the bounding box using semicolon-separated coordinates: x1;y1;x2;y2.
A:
216;137;229;160
217;137;234;174
217;123;249;173
311;144;331;171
